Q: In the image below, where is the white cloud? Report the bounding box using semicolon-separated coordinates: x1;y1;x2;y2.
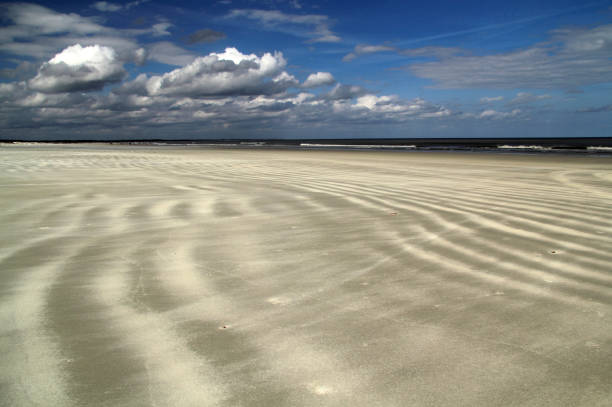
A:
152;22;172;37
28;44;125;93
92;0;150;12
92;2;122;12
508;92;551;105
0;83;22;102
324;83;367;100
480;96;503;103
193;111;217;119
302;72;335;88
343;44;461;62
226;9;340;43
0;3;169;61
16;92;88;107
343;44;396;62
477;109;521;119
133;48;146;65
273;71;298;84
1;3;106;40
559;24;612;53
409;24;612;89
354;95;451;117
144;47;294;97
355;94;397;110
1;38;454;138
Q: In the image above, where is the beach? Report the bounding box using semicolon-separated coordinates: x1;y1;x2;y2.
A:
1;144;611;406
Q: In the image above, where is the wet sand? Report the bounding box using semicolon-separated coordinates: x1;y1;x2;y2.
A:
1;144;611;406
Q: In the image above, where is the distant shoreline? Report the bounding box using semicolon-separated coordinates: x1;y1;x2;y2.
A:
3;137;612;155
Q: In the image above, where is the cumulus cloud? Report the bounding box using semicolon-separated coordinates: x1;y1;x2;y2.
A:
324;84;368;100
355;94;398;110
186;29;227;44
28;44;125;93
0;85;453;139
0;3;167;60
354;95;451;117
1;31;454;139
16;91;89;108
133;47;147;65
0;61;37;80
143;47;296;97
226;9;340;43
111;73;149;96
302;72;335;88
408;23;612;89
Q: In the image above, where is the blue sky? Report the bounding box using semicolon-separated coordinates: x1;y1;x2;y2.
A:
0;0;611;139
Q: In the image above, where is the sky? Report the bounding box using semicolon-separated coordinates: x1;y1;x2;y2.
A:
0;0;611;140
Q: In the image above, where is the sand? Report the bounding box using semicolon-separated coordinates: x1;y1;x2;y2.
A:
1;144;611;406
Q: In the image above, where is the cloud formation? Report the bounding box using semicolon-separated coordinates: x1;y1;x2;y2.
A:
28;44;125;93
186;29;227;44
92;0;150;12
1;3;106;38
324;84;367;100
0;3;163;61
343;44;461;62
480;96;503;103
147;42;196;66
354;95;450;117
0;3;544;140
143;47;295;97
408;24;612;89
302;72;335;88
92;2;122;12
343;44;395;62
508;92;551;105
577;105;612;113
0;45;455;139
226;9;340;43
151;22;172;37
465;109;522;120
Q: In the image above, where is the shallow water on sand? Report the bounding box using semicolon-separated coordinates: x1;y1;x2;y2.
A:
1;144;611;406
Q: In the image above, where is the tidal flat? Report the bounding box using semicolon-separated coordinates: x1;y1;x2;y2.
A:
1;144;611;406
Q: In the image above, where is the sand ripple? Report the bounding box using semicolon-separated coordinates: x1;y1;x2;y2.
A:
1;145;611;406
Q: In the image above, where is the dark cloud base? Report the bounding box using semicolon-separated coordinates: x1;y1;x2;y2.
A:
186;29;226;44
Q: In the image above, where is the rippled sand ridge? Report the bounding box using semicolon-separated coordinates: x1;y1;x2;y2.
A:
1;144;612;406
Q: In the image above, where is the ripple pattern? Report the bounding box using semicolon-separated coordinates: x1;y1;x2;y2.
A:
1;144;611;406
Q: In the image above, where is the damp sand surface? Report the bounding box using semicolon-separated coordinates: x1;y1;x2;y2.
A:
1;144;612;406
